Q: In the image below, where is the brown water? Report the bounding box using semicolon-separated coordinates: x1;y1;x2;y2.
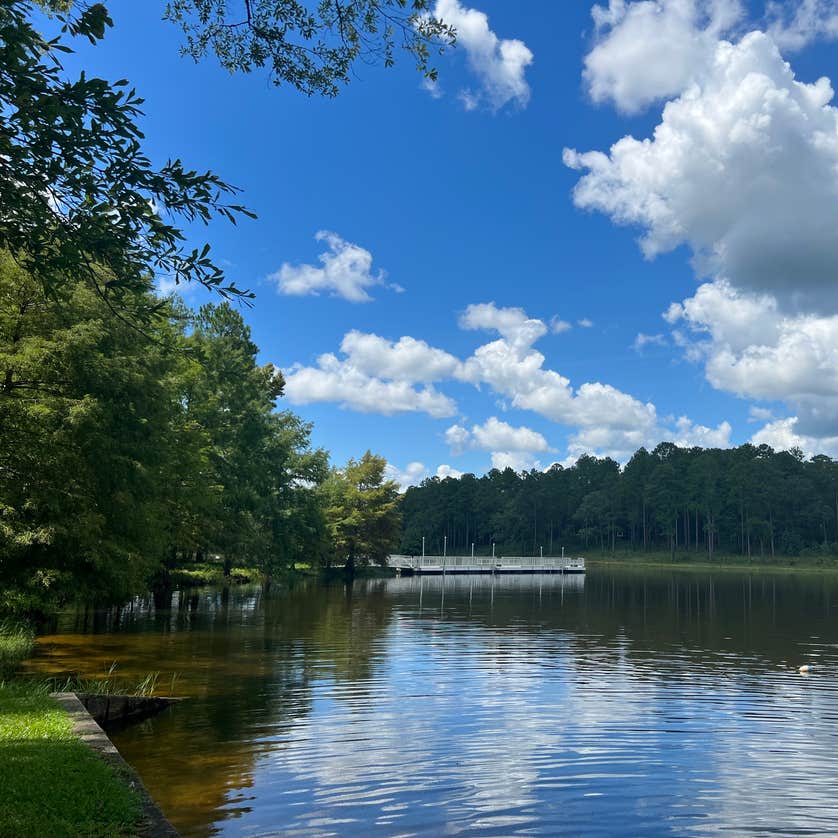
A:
26;568;838;836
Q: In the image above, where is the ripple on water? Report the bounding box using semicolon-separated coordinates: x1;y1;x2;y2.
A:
26;571;838;836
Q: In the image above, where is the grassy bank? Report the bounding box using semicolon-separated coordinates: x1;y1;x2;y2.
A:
587;551;838;574
0;624;143;837
0;682;142;837
0;622;34;681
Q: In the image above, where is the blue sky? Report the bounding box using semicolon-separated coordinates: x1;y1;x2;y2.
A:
59;0;838;484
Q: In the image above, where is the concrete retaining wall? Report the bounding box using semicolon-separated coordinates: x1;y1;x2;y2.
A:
51;692;180;837
75;692;181;728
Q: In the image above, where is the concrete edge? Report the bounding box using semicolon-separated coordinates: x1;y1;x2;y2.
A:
75;693;184;727
50;692;179;838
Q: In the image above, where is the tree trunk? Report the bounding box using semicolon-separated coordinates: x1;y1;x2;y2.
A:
695;509;698;552
740;503;745;556
707;512;714;562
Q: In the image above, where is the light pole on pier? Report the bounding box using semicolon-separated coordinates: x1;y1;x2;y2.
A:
471;542;474;558
492;542;495;558
422;536;425;557
540;546;543;559
443;535;447;557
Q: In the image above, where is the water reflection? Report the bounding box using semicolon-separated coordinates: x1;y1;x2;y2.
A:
27;569;838;836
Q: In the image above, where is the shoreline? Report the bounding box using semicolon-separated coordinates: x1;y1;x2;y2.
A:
587;555;838;575
1;625;175;837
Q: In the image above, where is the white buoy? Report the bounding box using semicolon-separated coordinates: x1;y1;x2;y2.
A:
799;664;812;674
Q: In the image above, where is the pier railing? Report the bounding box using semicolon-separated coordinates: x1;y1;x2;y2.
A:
386;555;585;573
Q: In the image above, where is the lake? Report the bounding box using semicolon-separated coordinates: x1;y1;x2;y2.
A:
26;568;838;836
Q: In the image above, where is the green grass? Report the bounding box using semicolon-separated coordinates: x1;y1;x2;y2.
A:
0;682;142;837
0;622;34;681
588;550;838;574
35;665;180;699
1;624;143;836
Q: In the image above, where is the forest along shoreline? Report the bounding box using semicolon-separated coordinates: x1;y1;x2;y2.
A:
398;446;838;568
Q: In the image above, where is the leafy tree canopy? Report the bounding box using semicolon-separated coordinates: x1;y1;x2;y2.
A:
0;251;332;612
1;1;253;308
41;0;456;96
165;0;455;96
324;451;401;571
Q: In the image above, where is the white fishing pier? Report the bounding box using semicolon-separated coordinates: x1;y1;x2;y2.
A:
386;554;585;575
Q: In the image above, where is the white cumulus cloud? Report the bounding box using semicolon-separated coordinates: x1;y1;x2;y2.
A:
459;301;547;348
444;424;473;455
668;280;838;438
385;461;428;491
672;416;733;447
445;417;552;455
456;303;724;461
433;0;534;111
751;417;838;457
284;303;738;464
567;30;838;312
284;352;456;418
270;231;391;303
573;5;838;458
339;331;461;382
585;0;742;113
490;451;542;472
385;461;466;490
436;464;465;480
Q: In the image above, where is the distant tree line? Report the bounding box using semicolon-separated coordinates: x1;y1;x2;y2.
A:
399;444;838;561
0;255;400;614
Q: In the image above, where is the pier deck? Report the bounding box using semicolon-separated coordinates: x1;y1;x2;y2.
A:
386;555;585;575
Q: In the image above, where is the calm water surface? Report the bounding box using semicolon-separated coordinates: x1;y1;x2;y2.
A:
26;568;838;836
